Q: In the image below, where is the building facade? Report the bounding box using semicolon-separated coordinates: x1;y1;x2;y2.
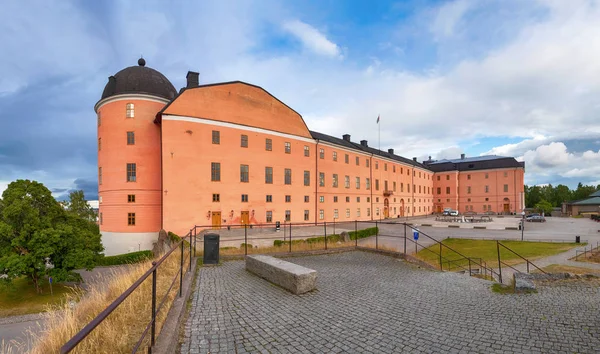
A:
96;60;525;255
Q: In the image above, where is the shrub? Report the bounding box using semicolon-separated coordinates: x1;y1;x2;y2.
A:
97;251;154;266
349;227;378;240
240;243;254;249
273;239;305;247
168;231;190;247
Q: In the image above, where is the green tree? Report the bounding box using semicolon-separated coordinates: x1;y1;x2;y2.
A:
0;180;103;293
525;185;542;208
553;184;572;206
572;182;597;201
65;190;97;222
534;199;553;215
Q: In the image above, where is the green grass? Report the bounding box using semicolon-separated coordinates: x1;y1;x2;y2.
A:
97;250;153;266
0;277;74;317
416;238;581;271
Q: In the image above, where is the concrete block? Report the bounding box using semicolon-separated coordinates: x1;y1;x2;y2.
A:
246;255;317;294
474;226;487;230
448;225;460;228
514;274;536;293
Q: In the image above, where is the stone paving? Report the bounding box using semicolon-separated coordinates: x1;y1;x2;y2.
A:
181;251;600;353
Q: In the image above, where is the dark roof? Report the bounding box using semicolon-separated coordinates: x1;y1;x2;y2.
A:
424;156;524;172
573;197;600;205
589;190;600;197
100;59;177;101
310;131;429;169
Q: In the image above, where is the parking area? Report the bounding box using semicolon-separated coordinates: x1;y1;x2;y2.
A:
181;251;600;353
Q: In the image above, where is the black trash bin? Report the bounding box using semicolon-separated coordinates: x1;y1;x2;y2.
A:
576;235;580;244
203;233;220;265
275;221;281;231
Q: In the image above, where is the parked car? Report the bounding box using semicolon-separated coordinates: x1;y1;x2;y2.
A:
449;210;459;216
526;215;546;222
442;208;452;216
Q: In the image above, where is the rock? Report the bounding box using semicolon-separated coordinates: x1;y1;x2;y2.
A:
152;229;171;255
514;273;536;293
340;231;350;242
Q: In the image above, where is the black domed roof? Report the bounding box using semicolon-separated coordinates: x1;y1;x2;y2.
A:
101;59;177;100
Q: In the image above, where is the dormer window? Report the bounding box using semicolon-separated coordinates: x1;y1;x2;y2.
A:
126;103;135;118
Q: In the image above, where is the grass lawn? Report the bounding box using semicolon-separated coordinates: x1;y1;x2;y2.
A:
538;264;600;275
416;238;581;271
0;277;74;317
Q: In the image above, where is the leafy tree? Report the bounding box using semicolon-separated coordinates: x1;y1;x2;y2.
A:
553;184;572;206
0;180;103;293
525;185;542;208
65;190;97;222
572;182;597;201
534;199;553;215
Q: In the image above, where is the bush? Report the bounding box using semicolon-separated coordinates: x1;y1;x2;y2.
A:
273;239;305;247
168;231;190;247
240;243;254;249
306;234;341;244
97;250;154;266
349;227;378;240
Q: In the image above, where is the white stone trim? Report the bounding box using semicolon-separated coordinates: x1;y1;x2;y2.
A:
100;231;159;256
95;94;170;112
162;114;316;143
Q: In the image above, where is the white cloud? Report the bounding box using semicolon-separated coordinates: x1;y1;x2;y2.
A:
523;142;571;168
282;20;342;58
431;0;472;38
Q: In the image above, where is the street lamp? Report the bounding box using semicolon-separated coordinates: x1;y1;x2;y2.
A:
521;211;525;241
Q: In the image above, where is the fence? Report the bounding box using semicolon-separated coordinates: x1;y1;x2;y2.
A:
575;241;600;260
60;233;196;354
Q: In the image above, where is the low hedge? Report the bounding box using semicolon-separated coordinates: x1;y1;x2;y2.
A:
97;250;154;266
349;227;378;240
273;239;306;247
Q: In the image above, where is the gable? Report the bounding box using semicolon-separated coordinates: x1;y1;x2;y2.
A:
161;81;312;138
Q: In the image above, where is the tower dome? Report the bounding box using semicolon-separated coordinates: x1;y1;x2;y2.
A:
100;59;177;101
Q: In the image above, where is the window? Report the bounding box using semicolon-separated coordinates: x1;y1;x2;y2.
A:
285;142;291;154
356;156;359;165
437;176;440;181
401;183;404;192
285;168;292;185
320;148;324;159
357;208;361;217
320;196;325;203
376;207;379;216
366;178;370;190
333;151;337;161
334;209;339;219
384;163;387;171
467;174;471;180
446;175;449;180
376;197;379;202
385;181;389;191
304;196;310;203
285;195;291;203
97;112;101;126
393;165;396;173
367;208;371;216
128;213;136;226
485;185;489;193
485;197;489;201
266;195;272;202
333;174;339;187
345;176;350;188
265;167;273;184
212;131;220;144
393;182;396;192
419;172;421;178
408;184;410;192
357;197;360;202
98;138;101;151
375;161;379;169
304;210;310;221
127;163;136;182
319;172;325;187
265;138;272;151
304;145;310;157
285;210;291;221
488;204;492;211
128;194;136;203
241;134;248;147
126;103;134;118
375;179;379;191
366;159;370;167
446;187;450;194
346;209;350;218
468;198;471;202
346;196;350;203
319;210;325;220
345;154;349;164
367;197;370;203
467;186;471;194
485;173;489;179
211;162;220;181
504;171;508;177
240;165;249;182
212;194;220;202
418;185;421;193
437;187;441;194
304;170;310;186
483;205;487;211
504;184;508;193
241;194;248;202
127;131;135;145
98;167;102;185
334;196;338;203
356;177;360;189
266;211;273;223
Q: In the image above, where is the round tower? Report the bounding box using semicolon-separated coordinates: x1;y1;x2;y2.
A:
95;58;176;256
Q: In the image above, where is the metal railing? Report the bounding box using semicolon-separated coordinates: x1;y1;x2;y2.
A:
60;232;196;354
495;240;547;283
575;241;599;260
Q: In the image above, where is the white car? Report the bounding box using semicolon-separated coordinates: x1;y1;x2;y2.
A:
449;210;459;216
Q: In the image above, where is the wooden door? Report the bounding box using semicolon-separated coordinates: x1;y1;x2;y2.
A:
503;204;510;213
241;211;249;225
211;212;221;229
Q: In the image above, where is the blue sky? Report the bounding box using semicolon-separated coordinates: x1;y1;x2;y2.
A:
1;0;600;200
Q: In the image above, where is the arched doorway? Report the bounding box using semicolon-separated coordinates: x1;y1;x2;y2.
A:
503;198;510;214
400;199;405;217
384;198;389;218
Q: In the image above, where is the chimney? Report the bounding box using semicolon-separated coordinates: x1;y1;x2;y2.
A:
388;148;394;154
186;71;199;88
360;140;368;147
461;153;465;160
342;134;351;142
412;157;417;161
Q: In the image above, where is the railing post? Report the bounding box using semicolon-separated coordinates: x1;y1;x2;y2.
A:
375;220;378;250
324;222;327;250
179;241;184;297
439;242;442;271
496;240;502;284
468;258;472;276
404;223;407;254
289;223;292;253
151;261;157;349
189;231;192;272
244;224;248;256
355;220;358;248
193;227;197;258
526;261;530;274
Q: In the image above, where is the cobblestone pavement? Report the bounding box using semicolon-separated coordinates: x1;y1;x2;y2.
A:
181;251;600;353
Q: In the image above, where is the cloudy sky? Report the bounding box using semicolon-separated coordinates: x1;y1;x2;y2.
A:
1;0;600;200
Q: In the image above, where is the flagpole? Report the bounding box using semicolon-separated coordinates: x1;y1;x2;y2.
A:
378;114;381;152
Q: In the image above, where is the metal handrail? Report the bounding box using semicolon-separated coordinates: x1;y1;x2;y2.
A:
60;232;195;354
496;241;547;274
